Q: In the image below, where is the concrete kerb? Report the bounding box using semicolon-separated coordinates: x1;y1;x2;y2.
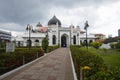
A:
69;49;78;80
0;49;58;80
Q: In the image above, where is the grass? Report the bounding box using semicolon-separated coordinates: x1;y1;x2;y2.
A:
94;48;120;67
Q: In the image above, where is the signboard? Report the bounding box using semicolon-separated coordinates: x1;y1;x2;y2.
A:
6;42;15;52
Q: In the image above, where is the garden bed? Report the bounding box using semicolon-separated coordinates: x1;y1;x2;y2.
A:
0;46;59;75
70;46;120;80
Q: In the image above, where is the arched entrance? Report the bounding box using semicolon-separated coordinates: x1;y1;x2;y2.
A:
61;34;68;47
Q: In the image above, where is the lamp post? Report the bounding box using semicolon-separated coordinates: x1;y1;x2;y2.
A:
84;21;89;51
0;35;1;48
26;24;33;49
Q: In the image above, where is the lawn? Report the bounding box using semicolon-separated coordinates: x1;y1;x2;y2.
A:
95;49;120;67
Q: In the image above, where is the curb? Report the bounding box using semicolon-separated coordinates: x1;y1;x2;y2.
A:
69;49;78;80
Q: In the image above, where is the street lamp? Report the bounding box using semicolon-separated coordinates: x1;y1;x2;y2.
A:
84;21;89;50
26;24;33;49
0;35;1;48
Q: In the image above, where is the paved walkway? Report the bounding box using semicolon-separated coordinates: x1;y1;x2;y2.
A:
1;48;74;80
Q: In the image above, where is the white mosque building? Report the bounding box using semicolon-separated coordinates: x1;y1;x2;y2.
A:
16;16;96;47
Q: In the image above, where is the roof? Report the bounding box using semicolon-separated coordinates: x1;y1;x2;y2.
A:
48;15;61;27
36;22;42;27
37;27;48;33
95;33;105;36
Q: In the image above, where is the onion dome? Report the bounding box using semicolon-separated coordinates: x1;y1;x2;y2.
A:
48;15;61;27
36;22;42;27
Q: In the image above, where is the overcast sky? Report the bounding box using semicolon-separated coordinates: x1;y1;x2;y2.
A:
0;0;120;37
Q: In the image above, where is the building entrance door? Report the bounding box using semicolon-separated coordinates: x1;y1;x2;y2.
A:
61;35;67;47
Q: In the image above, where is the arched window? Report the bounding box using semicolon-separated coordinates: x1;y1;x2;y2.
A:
52;35;56;45
35;39;39;42
35;39;39;46
89;40;93;44
27;40;32;47
73;35;76;44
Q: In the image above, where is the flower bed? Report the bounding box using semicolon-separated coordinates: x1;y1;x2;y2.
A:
70;46;120;80
0;48;44;75
0;46;59;75
70;46;106;80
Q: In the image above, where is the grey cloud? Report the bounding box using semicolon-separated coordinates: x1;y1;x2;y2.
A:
0;0;118;25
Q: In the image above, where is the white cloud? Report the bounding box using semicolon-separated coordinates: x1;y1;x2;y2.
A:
91;1;120;37
48;1;120;37
0;0;120;37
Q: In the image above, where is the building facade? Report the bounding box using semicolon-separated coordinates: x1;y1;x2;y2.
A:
0;29;11;47
21;16;96;47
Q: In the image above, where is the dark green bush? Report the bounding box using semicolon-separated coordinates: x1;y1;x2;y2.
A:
115;42;120;50
90;41;102;49
0;48;44;75
48;46;59;52
42;35;49;53
110;43;115;49
70;46;106;80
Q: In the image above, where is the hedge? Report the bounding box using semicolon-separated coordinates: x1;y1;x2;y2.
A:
0;48;44;75
0;46;59;75
70;46;106;80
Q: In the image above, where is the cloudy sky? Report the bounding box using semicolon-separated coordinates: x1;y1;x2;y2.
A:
0;0;120;37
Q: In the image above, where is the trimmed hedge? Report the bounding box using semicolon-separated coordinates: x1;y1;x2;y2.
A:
0;46;59;75
47;46;59;53
70;46;106;80
70;46;120;80
0;48;44;75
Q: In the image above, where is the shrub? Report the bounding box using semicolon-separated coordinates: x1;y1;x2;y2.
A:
0;48;44;75
115;42;120;50
42;35;49;53
48;46;59;52
110;43;115;49
70;46;106;80
90;41;102;49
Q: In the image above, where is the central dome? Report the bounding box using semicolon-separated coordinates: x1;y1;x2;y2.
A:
48;15;61;27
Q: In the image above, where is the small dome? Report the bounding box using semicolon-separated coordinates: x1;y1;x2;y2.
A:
69;24;74;28
36;22;42;27
48;15;61;27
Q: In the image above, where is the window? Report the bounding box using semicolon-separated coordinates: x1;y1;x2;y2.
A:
27;40;31;47
35;39;39;46
35;39;39;42
73;35;76;44
52;35;56;45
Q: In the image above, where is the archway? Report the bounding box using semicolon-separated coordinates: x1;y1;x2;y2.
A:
61;35;66;47
61;34;69;47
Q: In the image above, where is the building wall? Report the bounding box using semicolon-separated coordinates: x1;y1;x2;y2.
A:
20;25;96;47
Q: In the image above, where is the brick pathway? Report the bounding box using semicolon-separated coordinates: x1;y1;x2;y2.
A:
1;48;74;80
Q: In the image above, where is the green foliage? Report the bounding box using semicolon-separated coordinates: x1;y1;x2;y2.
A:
42;35;49;53
110;43;115;49
110;42;120;50
104;37;118;44
98;49;120;67
90;41;102;49
70;46;106;80
47;46;59;52
0;48;44;75
115;42;120;50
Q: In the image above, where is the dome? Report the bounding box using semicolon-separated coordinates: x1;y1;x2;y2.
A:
36;22;42;27
48;15;61;27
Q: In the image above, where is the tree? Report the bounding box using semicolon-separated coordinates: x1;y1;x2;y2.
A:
42;35;49;53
